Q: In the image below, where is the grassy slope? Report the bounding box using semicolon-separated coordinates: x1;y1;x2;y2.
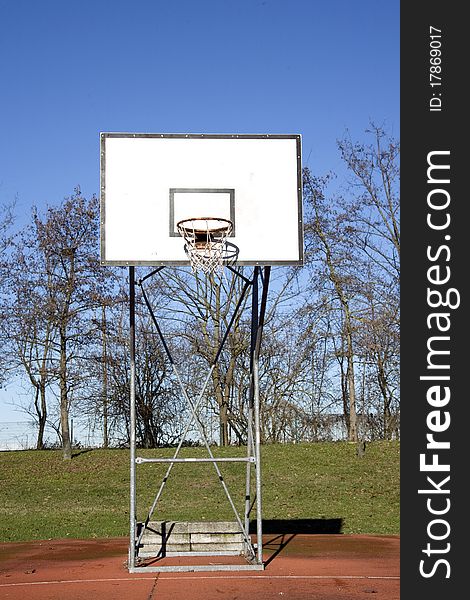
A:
0;441;399;542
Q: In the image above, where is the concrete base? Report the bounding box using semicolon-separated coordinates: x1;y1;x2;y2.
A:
138;521;246;557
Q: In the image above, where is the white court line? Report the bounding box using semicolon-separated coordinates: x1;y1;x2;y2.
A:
0;575;399;588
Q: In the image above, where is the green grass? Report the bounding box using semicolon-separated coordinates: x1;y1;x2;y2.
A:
0;441;399;542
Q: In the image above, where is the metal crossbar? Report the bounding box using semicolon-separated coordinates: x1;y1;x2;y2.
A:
136;457;256;464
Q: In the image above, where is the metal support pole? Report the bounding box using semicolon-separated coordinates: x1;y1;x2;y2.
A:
250;267;263;565
244;404;253;552
250;267;259;376
256;267;271;356
245;266;259;555
253;354;263;564
253;266;270;564
128;267;137;569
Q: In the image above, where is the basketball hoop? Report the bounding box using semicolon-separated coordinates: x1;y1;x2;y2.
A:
177;217;234;274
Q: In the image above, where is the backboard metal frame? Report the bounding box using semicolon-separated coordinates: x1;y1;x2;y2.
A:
100;133;303;267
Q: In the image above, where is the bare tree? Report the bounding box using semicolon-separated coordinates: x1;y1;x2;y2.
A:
302;125;400;443
27;190;106;458
303;171;361;441
5;263;57;448
0;201;15;386
142;268;251;446
338;125;400;438
338;124;400;281
356;276;400;439
2;203;61;449
135;264;304;446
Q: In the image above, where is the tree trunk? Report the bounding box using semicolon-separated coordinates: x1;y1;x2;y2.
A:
102;305;109;448
34;383;47;450
339;354;350;435
59;329;72;460
219;402;229;446
376;353;391;439
346;330;358;442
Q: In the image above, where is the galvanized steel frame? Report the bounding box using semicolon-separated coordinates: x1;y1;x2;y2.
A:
127;265;270;573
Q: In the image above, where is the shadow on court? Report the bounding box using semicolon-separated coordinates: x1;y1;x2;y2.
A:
253;518;344;567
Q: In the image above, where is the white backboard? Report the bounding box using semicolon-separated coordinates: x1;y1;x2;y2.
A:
100;133;303;266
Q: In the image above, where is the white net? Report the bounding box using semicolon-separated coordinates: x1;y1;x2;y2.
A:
177;218;234;274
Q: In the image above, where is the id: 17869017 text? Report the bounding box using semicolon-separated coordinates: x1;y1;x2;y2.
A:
429;26;442;112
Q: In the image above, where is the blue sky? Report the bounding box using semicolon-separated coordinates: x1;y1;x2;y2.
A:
0;0;399;423
1;0;399;216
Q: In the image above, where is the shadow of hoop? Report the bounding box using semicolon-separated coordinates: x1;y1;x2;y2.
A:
221;241;240;266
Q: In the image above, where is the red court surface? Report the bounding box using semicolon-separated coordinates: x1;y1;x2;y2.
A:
0;534;399;599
